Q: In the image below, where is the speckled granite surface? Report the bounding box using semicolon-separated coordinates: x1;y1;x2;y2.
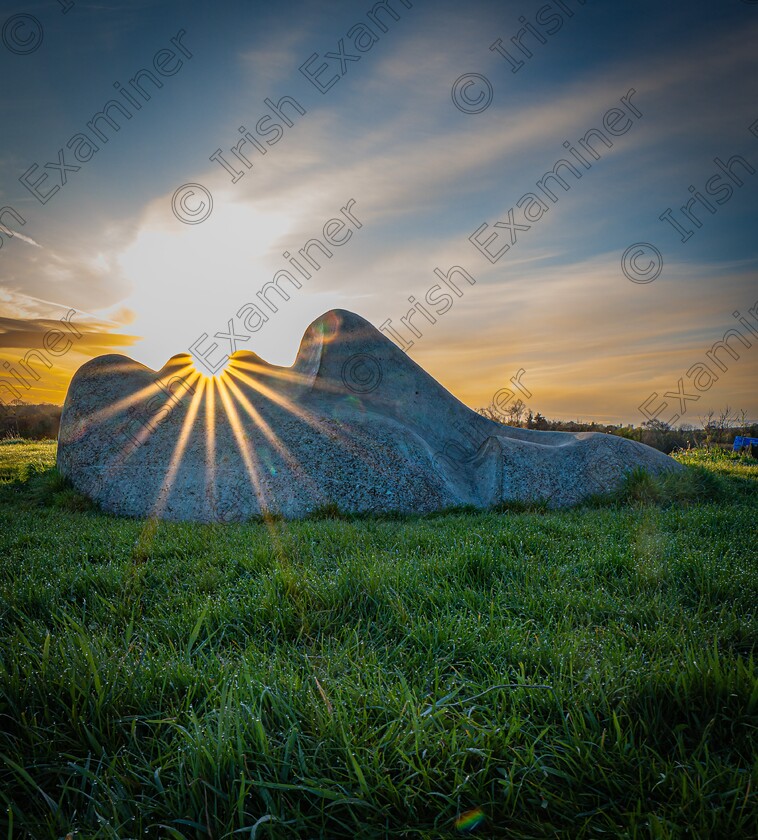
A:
57;310;681;520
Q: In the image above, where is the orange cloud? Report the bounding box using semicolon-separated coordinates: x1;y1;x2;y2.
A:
0;314;140;406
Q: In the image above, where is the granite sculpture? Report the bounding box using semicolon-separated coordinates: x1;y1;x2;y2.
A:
57;310;681;520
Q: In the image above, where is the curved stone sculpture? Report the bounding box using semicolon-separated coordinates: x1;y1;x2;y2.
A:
57;309;681;521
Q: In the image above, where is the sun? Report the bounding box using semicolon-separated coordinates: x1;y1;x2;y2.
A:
188;354;233;381
117;195;292;373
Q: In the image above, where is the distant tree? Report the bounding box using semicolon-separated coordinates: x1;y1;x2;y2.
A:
532;412;549;430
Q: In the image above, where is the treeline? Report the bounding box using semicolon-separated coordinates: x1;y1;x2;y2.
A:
2;401;756;456
0;403;62;440
477;404;757;454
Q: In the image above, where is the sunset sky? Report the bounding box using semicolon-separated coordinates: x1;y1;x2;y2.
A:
1;0;757;424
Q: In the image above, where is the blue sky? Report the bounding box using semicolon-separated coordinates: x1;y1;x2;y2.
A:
1;0;757;423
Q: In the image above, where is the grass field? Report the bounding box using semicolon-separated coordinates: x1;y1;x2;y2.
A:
0;439;756;838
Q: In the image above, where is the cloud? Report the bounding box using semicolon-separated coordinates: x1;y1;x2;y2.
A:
239;30;310;86
2;229;40;248
0;236;133;316
0;310;142;405
0;313;140;352
405;255;758;420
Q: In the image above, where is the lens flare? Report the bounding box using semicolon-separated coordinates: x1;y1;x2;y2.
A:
455;808;485;832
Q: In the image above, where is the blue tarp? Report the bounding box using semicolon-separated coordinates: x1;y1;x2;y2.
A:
733;436;758;451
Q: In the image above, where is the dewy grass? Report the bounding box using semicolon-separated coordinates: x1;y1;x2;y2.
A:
0;440;756;838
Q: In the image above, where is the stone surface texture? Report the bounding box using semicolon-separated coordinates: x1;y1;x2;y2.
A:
57;310;681;521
